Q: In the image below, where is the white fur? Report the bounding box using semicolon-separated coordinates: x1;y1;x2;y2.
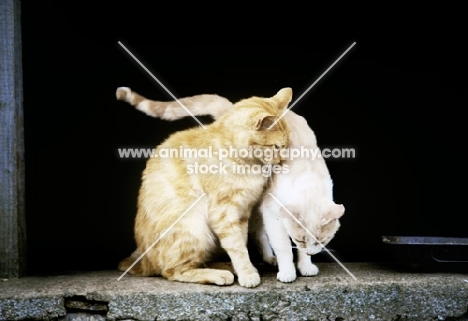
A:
258;112;343;282
136;101;152;115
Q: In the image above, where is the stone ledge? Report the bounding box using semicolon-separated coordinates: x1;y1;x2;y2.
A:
0;263;467;321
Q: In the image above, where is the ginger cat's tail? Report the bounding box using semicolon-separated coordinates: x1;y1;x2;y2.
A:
116;87;234;121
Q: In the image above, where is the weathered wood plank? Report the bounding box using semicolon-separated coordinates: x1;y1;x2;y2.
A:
0;0;26;278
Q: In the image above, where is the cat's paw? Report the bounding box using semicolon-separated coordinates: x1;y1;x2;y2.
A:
237;271;261;288
297;261;319;277
116;87;131;101
263;254;277;266
213;270;235;286
277;267;297;283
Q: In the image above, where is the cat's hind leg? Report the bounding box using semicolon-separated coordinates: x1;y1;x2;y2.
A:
157;222;235;286
163;264;235;286
207;262;236;275
255;224;277;266
249;208;277;266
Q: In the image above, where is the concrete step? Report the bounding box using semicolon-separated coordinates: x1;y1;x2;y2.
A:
1;263;467;321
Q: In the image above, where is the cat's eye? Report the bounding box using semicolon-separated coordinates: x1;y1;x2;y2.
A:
293;238;306;244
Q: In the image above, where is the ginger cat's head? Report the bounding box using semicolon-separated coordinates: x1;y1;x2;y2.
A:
281;200;345;256
214;88;292;165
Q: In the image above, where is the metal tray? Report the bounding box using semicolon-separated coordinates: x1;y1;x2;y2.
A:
382;236;468;271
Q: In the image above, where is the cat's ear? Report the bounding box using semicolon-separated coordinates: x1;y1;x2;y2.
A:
271;87;293;111
252;88;293;129
254;115;278;130
321;204;345;225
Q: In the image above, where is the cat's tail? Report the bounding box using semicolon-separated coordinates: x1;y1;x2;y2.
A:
116;87;234;121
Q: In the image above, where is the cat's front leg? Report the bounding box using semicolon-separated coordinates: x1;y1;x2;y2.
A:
263;212;297;282
212;213;261;288
219;233;261;287
296;249;319;277
258;231;277;266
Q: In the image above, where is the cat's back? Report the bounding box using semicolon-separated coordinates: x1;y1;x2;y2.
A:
269;111;333;199
159;125;207;148
284;112;317;149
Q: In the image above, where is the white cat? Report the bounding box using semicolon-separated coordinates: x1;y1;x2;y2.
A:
116;87;345;282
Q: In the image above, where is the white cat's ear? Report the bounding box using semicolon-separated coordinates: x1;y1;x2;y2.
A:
321;204;345;225
272;87;293;111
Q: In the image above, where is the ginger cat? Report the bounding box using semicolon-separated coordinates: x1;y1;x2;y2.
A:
116;87;345;283
117;88;291;287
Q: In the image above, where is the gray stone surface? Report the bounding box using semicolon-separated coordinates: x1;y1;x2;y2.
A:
0;263;467;321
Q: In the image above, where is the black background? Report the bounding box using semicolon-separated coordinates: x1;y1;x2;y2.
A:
20;4;464;275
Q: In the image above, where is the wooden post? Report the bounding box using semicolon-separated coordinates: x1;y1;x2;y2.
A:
0;0;26;278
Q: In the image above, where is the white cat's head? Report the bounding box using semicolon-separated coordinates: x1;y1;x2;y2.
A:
280;201;345;255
